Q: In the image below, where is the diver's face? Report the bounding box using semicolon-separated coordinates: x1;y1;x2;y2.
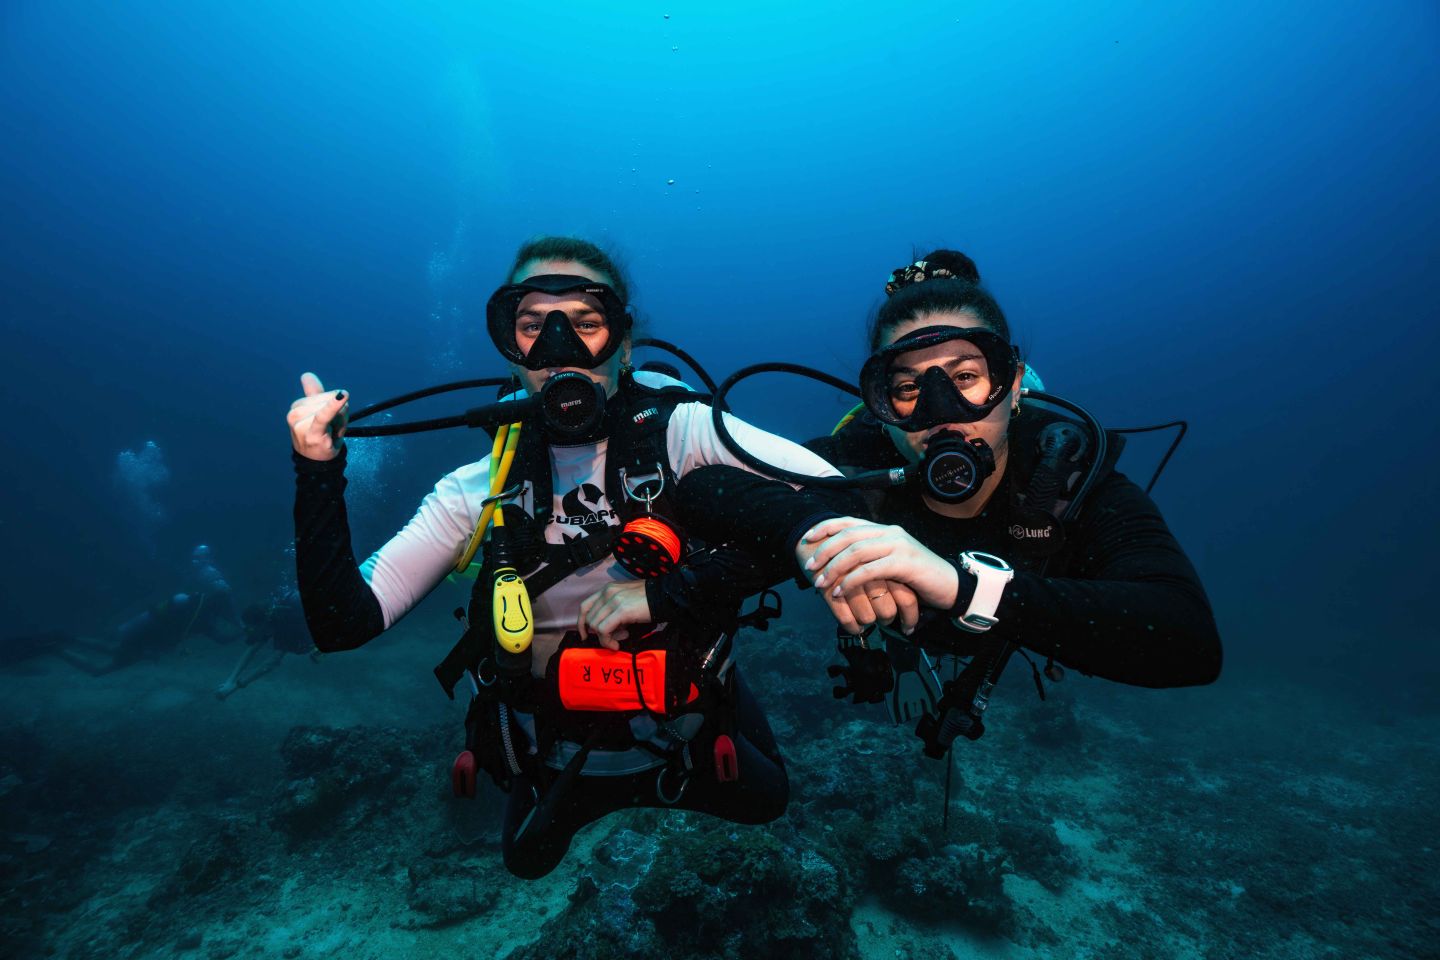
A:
881;312;1022;466
510;258;629;398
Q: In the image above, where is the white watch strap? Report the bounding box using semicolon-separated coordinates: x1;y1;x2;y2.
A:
954;551;1014;633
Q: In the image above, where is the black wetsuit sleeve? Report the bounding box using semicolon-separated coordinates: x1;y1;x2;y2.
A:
646;546;779;625
644;466;856;624
676;465;858;558
292;449;385;652
802;434;845;465
961;473;1221;688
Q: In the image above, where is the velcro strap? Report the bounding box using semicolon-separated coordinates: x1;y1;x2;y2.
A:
558;648;668;713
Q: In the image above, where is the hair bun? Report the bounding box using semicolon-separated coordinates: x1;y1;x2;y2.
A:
884;249;981;295
921;249;980;284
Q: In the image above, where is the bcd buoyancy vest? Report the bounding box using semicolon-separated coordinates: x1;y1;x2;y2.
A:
437;373;756;800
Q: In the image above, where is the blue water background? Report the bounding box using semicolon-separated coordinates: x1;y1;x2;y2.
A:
2;0;1438;692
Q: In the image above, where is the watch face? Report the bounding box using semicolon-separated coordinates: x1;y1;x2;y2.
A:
965;551;1013;575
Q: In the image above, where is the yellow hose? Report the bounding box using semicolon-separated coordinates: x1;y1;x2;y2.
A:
454;422;522;574
832;402;865;435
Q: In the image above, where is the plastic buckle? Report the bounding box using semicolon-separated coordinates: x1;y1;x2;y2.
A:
954;612;998;633
713;734;739;782
566;535;607;567
738;589;783;631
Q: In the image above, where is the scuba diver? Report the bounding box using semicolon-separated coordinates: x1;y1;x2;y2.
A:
190;543;240;641
680;250;1221;765
3;543;240;674
287;236;844;879
31;591;219;676
214;585;317;700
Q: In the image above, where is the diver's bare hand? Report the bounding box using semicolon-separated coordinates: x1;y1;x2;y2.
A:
577;580;652;650
287;372;349;461
799;523;921;632
823;578;921;636
801;516;961;612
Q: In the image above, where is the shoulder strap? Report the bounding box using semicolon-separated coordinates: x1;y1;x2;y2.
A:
514;414;553;526
604;383;689;510
602;370;713;527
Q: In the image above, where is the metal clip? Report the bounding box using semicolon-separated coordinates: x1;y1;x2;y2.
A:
973;680;995;713
619;464;665;511
655;766;689;805
481;483;522;509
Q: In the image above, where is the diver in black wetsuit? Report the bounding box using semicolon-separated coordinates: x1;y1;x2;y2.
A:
681;251;1219;756
287;236;844;878
215;587;317;700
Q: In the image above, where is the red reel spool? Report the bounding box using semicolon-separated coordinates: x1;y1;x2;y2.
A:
612;515;684;578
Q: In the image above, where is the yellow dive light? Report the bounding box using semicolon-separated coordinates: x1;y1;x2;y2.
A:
491;568;534;654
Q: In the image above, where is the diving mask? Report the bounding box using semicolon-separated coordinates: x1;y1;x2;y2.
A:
860;326;1019;432
486;274;632;371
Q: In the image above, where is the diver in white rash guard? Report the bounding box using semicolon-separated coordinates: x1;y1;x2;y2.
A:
288;236;847;879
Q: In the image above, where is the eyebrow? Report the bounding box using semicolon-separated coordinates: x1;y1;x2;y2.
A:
890;353;985;376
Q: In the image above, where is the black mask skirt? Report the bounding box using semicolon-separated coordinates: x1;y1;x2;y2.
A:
860;326;1019;432
486;274;632;371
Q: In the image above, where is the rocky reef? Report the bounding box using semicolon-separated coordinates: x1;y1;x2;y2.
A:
2;621;1437;959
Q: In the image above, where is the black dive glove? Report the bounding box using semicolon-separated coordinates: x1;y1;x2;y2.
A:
827;629;895;704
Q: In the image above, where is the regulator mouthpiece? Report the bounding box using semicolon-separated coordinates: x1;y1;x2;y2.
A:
537;372;606;439
920;432;996;504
